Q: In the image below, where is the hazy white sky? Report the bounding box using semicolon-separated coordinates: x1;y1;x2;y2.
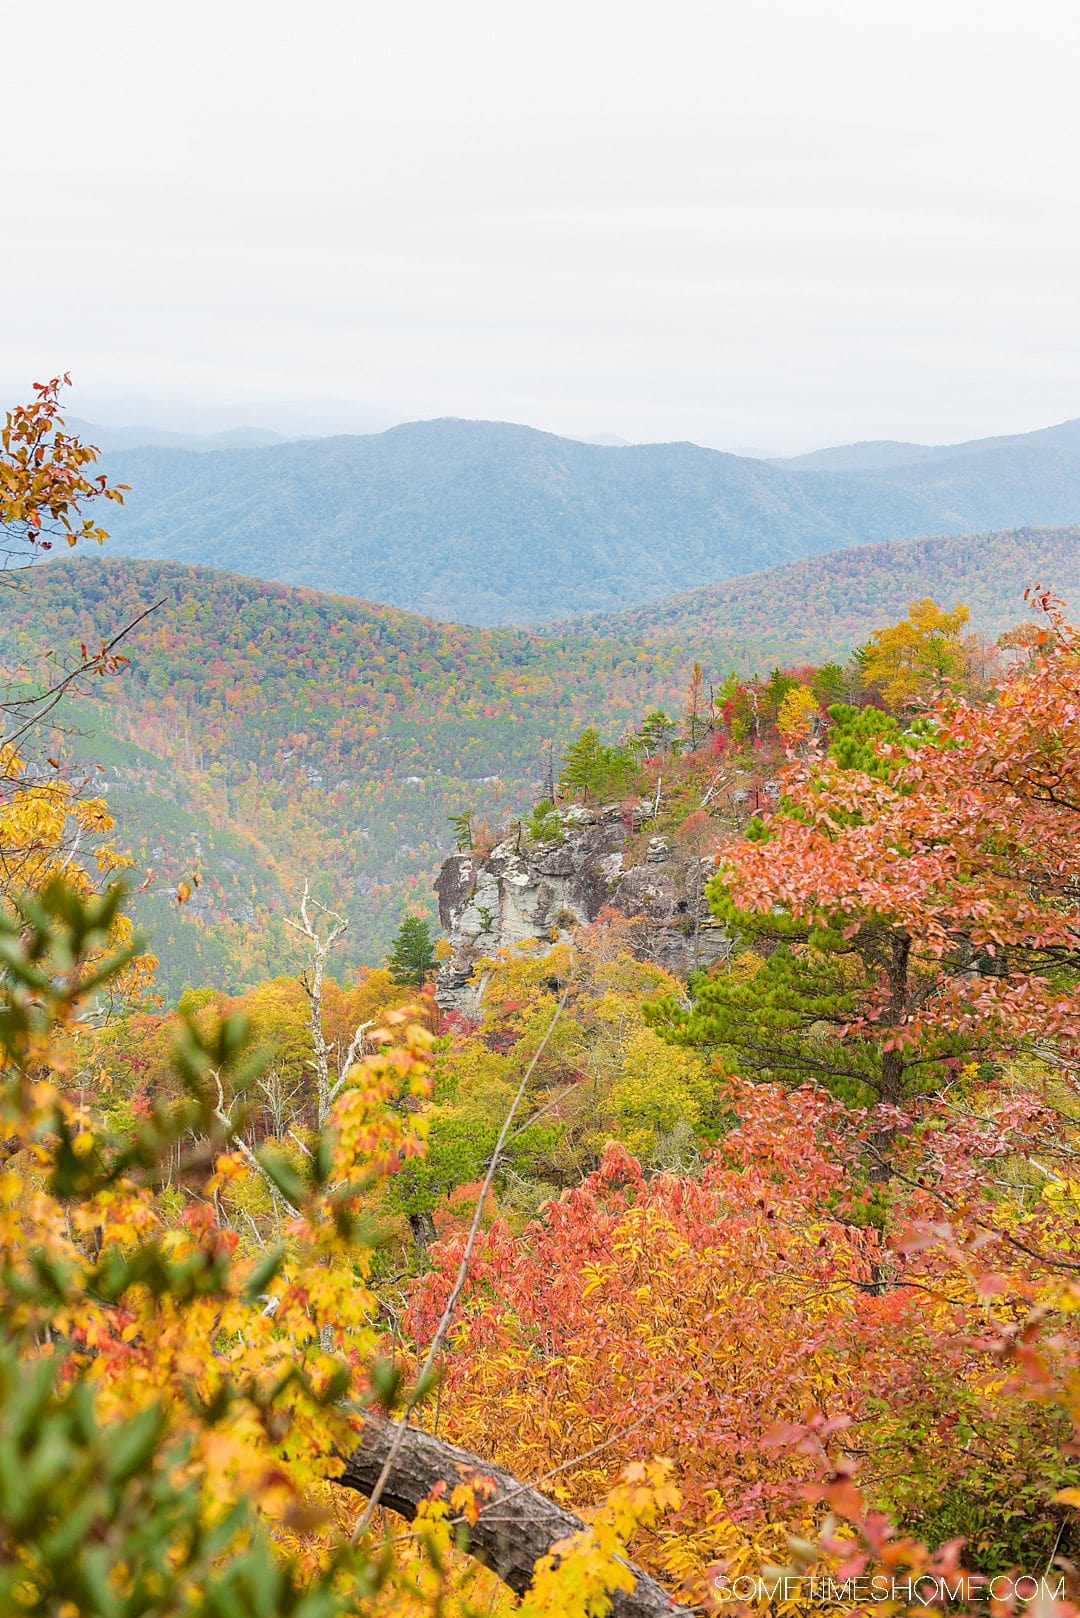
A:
4;0;1080;452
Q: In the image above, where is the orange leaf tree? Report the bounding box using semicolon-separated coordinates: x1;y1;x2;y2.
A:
0;374;126;564
652;594;1080;1120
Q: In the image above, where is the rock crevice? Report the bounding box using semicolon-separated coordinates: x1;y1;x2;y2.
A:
434;805;728;1014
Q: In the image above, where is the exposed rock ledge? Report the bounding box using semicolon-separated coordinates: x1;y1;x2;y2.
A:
434;804;729;1015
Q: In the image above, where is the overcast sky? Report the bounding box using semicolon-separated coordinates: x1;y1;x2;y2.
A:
4;0;1079;453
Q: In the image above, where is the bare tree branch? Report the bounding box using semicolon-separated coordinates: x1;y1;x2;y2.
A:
1;597;166;753
285;880;348;1127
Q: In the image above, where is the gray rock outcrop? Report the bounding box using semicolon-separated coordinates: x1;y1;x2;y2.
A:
434;804;730;1014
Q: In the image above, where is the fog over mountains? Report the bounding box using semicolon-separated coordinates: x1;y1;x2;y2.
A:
63;417;289;455
776;416;1080;472
78;415;1080;626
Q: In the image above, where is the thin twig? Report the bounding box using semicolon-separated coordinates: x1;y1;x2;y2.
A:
2;598;166;751
350;974;572;1544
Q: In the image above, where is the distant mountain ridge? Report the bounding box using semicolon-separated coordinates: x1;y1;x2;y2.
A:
568;525;1080;665
66;417;289;454
6;529;1078;992
778;417;1080;472
78;415;1080;625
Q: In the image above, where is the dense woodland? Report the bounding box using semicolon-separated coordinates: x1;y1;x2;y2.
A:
577;525;1080;661
4;383;1080;1615
5;519;1078;997
0;557;685;992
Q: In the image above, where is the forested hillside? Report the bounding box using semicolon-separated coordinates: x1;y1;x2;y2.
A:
78;415;1080;623
6;538;1067;995
13;0;1080;1599
572;524;1080;662
0;558;686;994
9;379;1080;1616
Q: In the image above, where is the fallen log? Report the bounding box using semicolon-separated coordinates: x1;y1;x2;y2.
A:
338;1411;691;1617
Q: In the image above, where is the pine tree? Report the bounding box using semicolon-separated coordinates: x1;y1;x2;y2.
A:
648;891;961;1109
387;915;437;987
448;811;473;851
634;710;679;759
558;729;634;802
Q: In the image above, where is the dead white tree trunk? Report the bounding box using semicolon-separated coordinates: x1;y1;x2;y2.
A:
286;882;348;1129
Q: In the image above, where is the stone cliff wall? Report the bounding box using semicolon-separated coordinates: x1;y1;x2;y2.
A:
434;804;729;1014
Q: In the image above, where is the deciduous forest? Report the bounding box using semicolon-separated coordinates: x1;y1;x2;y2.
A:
4;383;1080;1618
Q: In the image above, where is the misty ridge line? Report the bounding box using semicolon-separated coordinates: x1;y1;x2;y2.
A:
51;412;1080;628
62;406;1080;464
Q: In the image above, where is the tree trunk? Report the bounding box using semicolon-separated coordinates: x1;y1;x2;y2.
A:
408;1210;437;1252
869;929;913;1177
865;932;915;1293
337;1411;691;1617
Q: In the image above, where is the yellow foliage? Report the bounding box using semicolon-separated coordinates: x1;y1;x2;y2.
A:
0;743;156;999
728;948;763;983
776;683;818;742
1;1007;438;1601
607;1028;712;1159
519;1459;681;1618
861;597;971;706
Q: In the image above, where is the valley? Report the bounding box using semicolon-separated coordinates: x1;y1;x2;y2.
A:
4;522;1073;996
11;8;1080;1607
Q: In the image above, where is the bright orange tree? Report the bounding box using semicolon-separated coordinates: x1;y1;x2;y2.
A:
408;1066;1080;1600
410;597;1080;1600
721;592;1080;1066
653;592;1080;1115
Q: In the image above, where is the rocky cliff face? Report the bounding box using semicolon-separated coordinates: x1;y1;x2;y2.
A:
434;804;729;1014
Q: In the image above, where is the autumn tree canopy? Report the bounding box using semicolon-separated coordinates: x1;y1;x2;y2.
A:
653;595;1080;1130
5;376;1080;1613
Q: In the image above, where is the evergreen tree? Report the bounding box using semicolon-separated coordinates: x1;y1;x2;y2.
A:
648;891;963;1109
558;729;634;802
760;666;798;723
448;810;473;851
809;661;850;705
387;915;437;987
649;703;959;1107
634;710;680;759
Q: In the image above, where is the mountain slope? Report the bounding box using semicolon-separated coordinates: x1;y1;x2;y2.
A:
780;417;1080;472
569;525;1080;664
0;558;687;995
65;417;289;453
79;416;1080;624
843;443;1080;533
8;535;1077;996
